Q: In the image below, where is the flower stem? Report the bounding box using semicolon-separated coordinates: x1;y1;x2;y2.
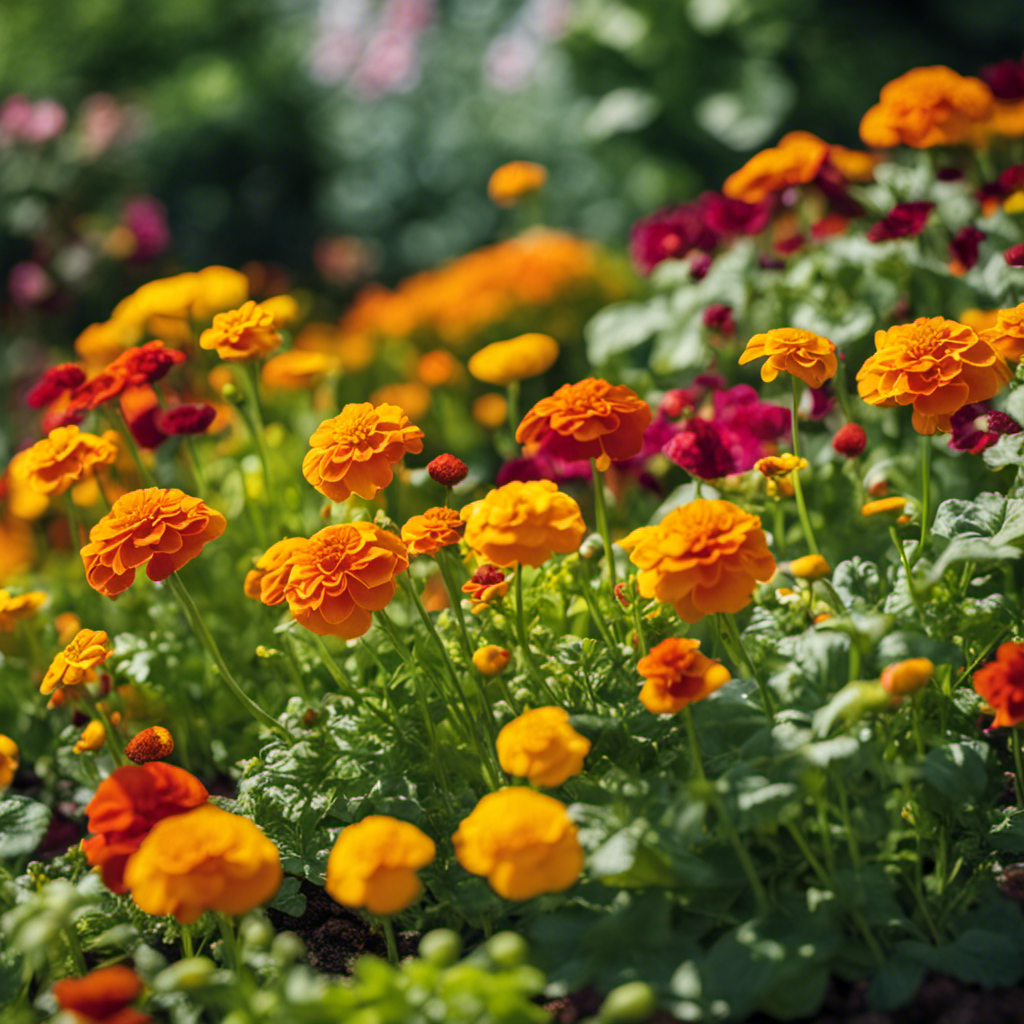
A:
714;793;769;915
890;526;928;626
513;568;560;705
911;434;932;566
1012;727;1024;810
683;705;705;781
629;578;649;657
166;572;291;742
590;458;618;591
790;378;820;555
436;549;474;662
216;913;239;970
718;613;773;717
575;561;618;652
238;363;275;504
64;925;87;976
63;493;84;549
105;408;157;487
381;916;399;965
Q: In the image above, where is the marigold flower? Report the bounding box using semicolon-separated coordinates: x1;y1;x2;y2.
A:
754;453;807;478
979;302;1024;362
53;964;149;1024
950;225;986;270
261;349;337;390
468;333;560;385
125;726;175;764
473;393;508;429
369;382;431;420
261;293;300;327
191;265;250;321
453;787;583;901
81;488;227;598
244;537;309;605
83;762;209;893
973;642;1024;727
75;719;110;754
282;523;409;638
417;349;461;387
462;564;510;613
40;627;111;695
663;419;737;480
832;423;867;457
859;66;993;148
461;480;586;567
55;611;82;645
636;638;731;714
14;425;118;496
722;135;827;203
199;300;282;361
880;658;934;697
401;507;464;556
856;317;1011;434
618;500;776;623
0;734;18;789
302;402;425;503
865;202;934;242
154;403;218;436
1005;243;1024;267
487;161;547;206
861;496;908;518
0;589;46;631
427;453;468;488
26;363;85;408
739;328;837;389
124;803;282;923
516;378;651;472
472;644;511;676
325;815;435;915
114;340;186;386
788;554;831;580
496;707;590;786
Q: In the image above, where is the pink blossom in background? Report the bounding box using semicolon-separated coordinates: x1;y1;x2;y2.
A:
78;93;127;158
948;403;1022;454
8;262;54;307
123;196;171;261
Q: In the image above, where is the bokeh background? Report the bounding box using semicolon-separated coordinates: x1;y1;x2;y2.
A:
1;0;1022;342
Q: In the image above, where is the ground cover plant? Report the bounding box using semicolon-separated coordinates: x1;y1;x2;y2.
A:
6;54;1024;1024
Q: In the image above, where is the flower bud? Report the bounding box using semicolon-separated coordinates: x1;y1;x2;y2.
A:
599;981;658;1023
419;928;462;966
485;931;529;968
880;657;934;696
832;422;867;458
1005;243;1024;266
125;726;174;764
153;957;216;992
472;645;511;675
427;453;469;488
788;554;831;580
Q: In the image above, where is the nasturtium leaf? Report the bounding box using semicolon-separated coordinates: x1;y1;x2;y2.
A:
920;741;988;808
0;796;51;859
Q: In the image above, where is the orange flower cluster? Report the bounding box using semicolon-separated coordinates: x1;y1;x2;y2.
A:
739;328;837;389
973;642;1024;728
199;300;283;361
461;480;586;567
53;964;150;1024
14;426;118;496
722;132;827;203
636;638;731;714
303;403;424;502
0;589;46;631
325;815;435;915
401;506;465;556
243;537;309;604
495;707;591;786
487;160;548;206
856;317;1010;434
262;349;338;390
516;378;651;471
40;627;111;695
468;333;560;385
83;762;209;893
979;302;1024;362
81;488;227;597
619;500;776;623
860;66;993;148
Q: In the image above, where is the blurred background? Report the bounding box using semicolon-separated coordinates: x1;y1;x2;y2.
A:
1;0;1022;341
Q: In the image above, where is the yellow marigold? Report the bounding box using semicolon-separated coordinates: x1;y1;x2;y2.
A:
461;480;586;567
516;377;652;471
75;319;137;366
401;507;464;556
788;554;830;580
302;403;425;503
261;294;300;328
487;161;548;207
199;300;282;361
754;454;808;478
3;453;49;521
861;496;908;517
473;644;511;675
618;500;776;623
880;658;933;696
859;66;993;148
0;589;46;631
959;308;1000;334
81;488;227;598
636;637;731;714
468;333;560;386
722;134;827;203
856;317;1011;434
124;803;282;923
125;726;175;764
261;349;338;390
496;707;590;786
325;816;435;915
14;426;118;497
0;734;18;789
0;519;34;582
74;718;111;754
40;628;111;695
473;393;508;429
739;328;837;389
191;265;250;321
418;349;461;387
453;787;583;901
369;382;432;420
244;537;309;605
112;273;197;329
980;303;1024;362
282;523;409;639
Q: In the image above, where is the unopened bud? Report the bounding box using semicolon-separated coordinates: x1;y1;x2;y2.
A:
125;726;174;764
427;453;468;488
832;422;867;458
880;658;933;696
473;645;511;675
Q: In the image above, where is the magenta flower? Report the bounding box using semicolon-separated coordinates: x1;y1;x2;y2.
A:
866;202;934;242
629;203;717;275
948;403;1022;454
950;226;986;269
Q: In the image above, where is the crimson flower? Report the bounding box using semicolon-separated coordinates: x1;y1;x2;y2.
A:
26;364;85;408
948;403;1022;454
950;226;986;269
866;202;934;242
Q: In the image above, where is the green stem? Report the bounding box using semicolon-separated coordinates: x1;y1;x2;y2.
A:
890;527;928;627
376;608;414;664
63;493;84;549
181;923;194;959
381;917;399;965
64;924;87;976
715;794;770;915
575;561;618;651
790;378;820;555
1012;727;1024;810
310;633;395;734
683;706;705;781
590;458;618;591
629;579;648;657
436;550;474;662
105;408;157;487
513;569;560;705
166;572;291;742
911;434;932;566
506;381;521;443
93;702;128;767
719;613;773;717
238;362;275;508
772;499;787;558
216;913;239;971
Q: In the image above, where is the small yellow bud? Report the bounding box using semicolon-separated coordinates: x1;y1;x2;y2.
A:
788;554;831;580
880;658;933;696
472;645;511;676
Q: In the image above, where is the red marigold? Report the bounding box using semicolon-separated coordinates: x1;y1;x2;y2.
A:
973;642;1024;728
1005;243;1024;267
154;403;217;436
865;202;934;242
26;363;85;409
427;453;468;488
115;340;186;386
637;637;731;714
53;965;150;1024
832;423;867;457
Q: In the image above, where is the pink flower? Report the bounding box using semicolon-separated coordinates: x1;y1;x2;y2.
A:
155;404;217;436
948;403;1022;454
866;202;934;243
701;192;771;237
630;204;717;275
123;196;171;261
981;56;1024;99
950;226;985;269
8;262;53;307
702;303;735;335
663;418;738;479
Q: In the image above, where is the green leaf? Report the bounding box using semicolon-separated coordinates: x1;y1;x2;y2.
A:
585;298;671;364
898;930;1024;988
866;956;927;1011
920;741;989;808
0;795;51;859
268;875;306;917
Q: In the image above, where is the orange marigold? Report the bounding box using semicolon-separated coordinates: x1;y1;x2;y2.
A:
487;161;548;206
636;638;731;714
453;787;583;901
461;480;586;567
0;734;18;789
468;333;560;386
473;393;508;429
282;523;409;638
739;328;837;389
496;707;591;787
14;425;118;496
125;726;175;764
973;642;1024;728
0;589;46;631
859;66;993;148
722;134;827;203
980;302;1024;362
53;965;149;1024
880;658;933;697
243;537;309;605
198;300;282;361
302;402;425;502
618;500;776;623
856;317;1011;434
81;488;226;598
401;507;465;556
861;496;909;518
40;627;111;695
516;377;651;471
124;803;282;923
261;349;338;389
462;564;510;613
75;717;118;754
325;815;436;916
